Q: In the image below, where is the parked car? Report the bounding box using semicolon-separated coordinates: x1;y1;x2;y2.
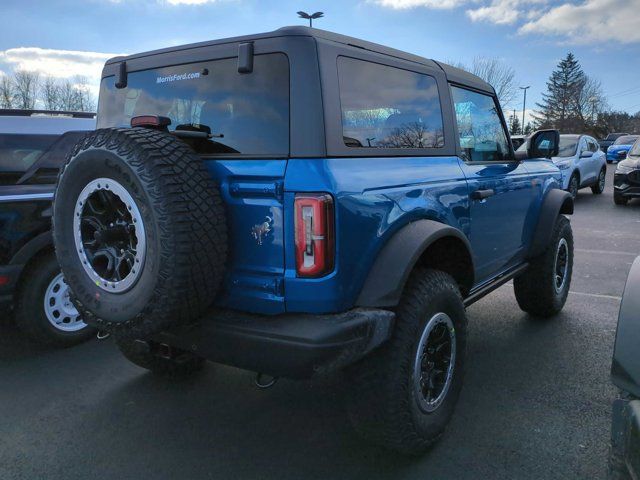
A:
0;109;96;346
614;138;640;206
51;27;574;454
609;256;640;479
551;134;607;199
599;132;629;154
607;135;639;164
510;134;526;150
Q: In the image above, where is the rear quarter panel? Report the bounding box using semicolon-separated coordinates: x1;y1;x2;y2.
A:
283;156;469;313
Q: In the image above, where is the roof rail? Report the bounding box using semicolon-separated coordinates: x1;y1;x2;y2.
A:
0;109;96;119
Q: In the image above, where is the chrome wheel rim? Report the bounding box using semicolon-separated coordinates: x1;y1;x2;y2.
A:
554;238;569;294
413;312;456;413
73;178;146;293
44;273;85;332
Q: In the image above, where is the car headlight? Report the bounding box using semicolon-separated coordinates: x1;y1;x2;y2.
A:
616;163;634;174
557;162;572;170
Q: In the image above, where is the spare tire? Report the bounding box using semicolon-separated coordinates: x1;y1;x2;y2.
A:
53;127;227;339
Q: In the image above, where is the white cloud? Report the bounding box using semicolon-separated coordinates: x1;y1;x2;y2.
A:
0;47;122;81
165;0;217;4
370;0;469;10
518;0;640;44
372;0;640;45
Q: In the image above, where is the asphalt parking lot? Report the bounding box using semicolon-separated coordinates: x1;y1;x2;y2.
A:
1;167;638;480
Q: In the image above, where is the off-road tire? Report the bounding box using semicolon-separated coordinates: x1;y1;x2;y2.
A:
14;252;94;347
514;215;573;317
346;268;467;455
116;337;205;379
53;128;227;339
614;194;629;206
591;167;606;194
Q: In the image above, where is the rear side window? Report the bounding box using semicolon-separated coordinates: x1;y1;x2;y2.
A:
450;86;511;162
337;57;444;149
0;134;57;176
98;53;290;156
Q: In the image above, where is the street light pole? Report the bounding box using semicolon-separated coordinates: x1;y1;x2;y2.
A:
520;86;530;135
297;11;324;27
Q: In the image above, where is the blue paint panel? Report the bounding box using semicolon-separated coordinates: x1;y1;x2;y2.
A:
204;159;287;314
284;156;469;313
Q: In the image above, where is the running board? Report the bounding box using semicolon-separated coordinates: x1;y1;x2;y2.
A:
463;263;529;307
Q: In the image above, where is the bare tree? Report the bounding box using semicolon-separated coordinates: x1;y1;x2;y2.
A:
0;75;14;108
13;70;40;109
447;57;517;108
52;76;95;112
41;76;61;110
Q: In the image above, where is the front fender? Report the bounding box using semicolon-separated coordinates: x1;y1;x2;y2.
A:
356;219;473;307
528;188;573;258
612;256;640;398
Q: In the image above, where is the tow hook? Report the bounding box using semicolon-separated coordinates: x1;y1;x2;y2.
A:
96;331;111;340
255;373;279;389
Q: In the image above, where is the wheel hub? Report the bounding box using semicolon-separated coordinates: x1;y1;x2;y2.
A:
554;238;569;293
413;312;456;413
44;273;85;332
73;178;146;293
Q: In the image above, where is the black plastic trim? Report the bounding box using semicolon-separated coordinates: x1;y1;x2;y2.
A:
155;307;395;379
528;189;574;258
356;220;474;307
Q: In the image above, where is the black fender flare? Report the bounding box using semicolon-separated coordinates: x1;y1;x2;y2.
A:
9;231;53;266
356;219;474;308
528;189;573;258
611;256;640;397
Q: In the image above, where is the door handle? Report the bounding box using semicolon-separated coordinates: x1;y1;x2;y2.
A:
471;189;495;200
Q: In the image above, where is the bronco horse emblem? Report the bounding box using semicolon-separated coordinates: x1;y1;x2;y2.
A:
251;216;273;245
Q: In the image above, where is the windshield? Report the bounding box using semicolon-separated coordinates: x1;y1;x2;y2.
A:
629;140;640;157
613;135;639;145
556;135;579;157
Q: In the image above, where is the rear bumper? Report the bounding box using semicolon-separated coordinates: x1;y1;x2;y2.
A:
155;308;395;379
612;398;640;478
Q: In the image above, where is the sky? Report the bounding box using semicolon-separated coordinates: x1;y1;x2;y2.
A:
1;0;640;123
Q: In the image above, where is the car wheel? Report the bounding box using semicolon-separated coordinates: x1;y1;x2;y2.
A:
14;252;95;347
514;215;573;318
614;194;629;206
115;336;206;379
591;168;606;194
53;128;228;339
346;268;467;455
568;173;579;200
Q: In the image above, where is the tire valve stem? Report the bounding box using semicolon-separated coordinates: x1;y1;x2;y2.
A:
255;373;278;389
96;331;111;341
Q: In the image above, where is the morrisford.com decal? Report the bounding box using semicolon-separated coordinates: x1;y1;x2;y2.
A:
156;72;201;84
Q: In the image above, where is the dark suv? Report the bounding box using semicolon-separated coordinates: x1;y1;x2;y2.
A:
0;109;95;346
52;27;574;454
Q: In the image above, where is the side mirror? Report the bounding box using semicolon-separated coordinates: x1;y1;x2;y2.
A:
580;151;594;159
515;129;560;160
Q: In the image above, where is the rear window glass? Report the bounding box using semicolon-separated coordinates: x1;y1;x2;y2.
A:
337;57;444;149
614;135;639;145
0;134;57;175
98;53;289;156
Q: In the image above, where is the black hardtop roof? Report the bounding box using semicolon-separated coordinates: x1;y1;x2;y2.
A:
105;26;494;94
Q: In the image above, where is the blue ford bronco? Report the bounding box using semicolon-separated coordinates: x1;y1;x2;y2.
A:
52;27;574;454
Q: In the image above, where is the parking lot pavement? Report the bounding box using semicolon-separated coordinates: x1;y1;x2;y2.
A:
0;167;637;480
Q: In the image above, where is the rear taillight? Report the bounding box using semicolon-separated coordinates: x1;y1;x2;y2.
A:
294;193;335;277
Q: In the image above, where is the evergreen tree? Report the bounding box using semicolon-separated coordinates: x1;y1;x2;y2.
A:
534;53;586;132
509;114;522;135
523;122;534;136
